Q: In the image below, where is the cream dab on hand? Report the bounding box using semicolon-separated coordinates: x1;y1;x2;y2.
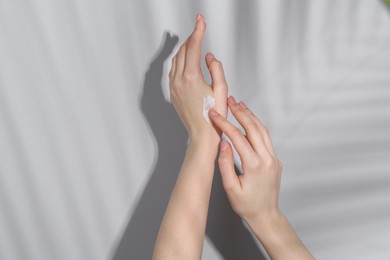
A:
203;95;215;123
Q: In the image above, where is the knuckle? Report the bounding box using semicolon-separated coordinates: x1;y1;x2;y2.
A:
262;126;270;135
246;157;261;171
246;122;259;132
231;127;243;138
183;70;201;82
257;124;269;137
265;157;278;169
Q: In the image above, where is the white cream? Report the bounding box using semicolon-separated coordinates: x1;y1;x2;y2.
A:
203;95;215;123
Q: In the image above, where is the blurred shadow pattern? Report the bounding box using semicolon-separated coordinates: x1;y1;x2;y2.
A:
112;32;265;260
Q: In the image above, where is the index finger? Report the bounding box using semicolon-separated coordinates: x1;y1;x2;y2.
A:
209;108;257;165
184;14;206;73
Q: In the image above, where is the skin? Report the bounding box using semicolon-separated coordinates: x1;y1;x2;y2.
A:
209;99;314;260
152;14;228;260
153;14;314;260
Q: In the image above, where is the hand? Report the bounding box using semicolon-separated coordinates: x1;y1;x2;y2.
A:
210;97;314;260
169;14;228;145
209;96;282;224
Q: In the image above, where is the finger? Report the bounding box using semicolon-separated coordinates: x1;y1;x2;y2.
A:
238;101;276;157
205;52;228;115
218;140;241;192
227;96;272;157
209;108;257;164
184;14;206;74
205;52;227;87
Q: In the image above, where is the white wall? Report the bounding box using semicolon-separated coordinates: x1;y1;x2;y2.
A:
0;0;389;259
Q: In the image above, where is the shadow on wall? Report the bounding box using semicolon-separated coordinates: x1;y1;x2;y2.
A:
111;32;266;260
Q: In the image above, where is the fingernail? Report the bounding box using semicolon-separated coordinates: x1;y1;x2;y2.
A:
206;52;215;60
228;96;236;105
209;108;219;117
195;14;201;25
239;101;248;109
220;140;229;151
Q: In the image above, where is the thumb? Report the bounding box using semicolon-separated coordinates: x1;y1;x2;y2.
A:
218;140;240;193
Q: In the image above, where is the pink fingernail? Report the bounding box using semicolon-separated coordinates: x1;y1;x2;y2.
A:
239;101;248;109
206;52;215;60
196;14;201;22
228;96;236;105
209;108;219;117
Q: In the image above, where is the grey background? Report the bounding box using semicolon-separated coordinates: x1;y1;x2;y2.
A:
0;0;389;259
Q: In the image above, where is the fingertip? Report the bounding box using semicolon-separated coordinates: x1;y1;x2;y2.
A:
194;14;206;32
227;96;237;105
206;52;215;60
205;52;218;70
220;139;230;152
208;108;220;118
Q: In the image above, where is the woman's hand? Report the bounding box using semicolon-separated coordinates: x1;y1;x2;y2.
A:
153;16;229;259
209;96;282;224
169;14;228;146
209;97;314;260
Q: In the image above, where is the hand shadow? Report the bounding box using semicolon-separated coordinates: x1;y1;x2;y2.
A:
111;32;266;260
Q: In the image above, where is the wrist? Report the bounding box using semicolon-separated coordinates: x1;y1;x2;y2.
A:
186;136;219;162
244;209;285;239
246;210;314;259
188;130;220;151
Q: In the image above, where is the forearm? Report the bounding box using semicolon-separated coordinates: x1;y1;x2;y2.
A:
153;137;218;260
246;212;314;260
